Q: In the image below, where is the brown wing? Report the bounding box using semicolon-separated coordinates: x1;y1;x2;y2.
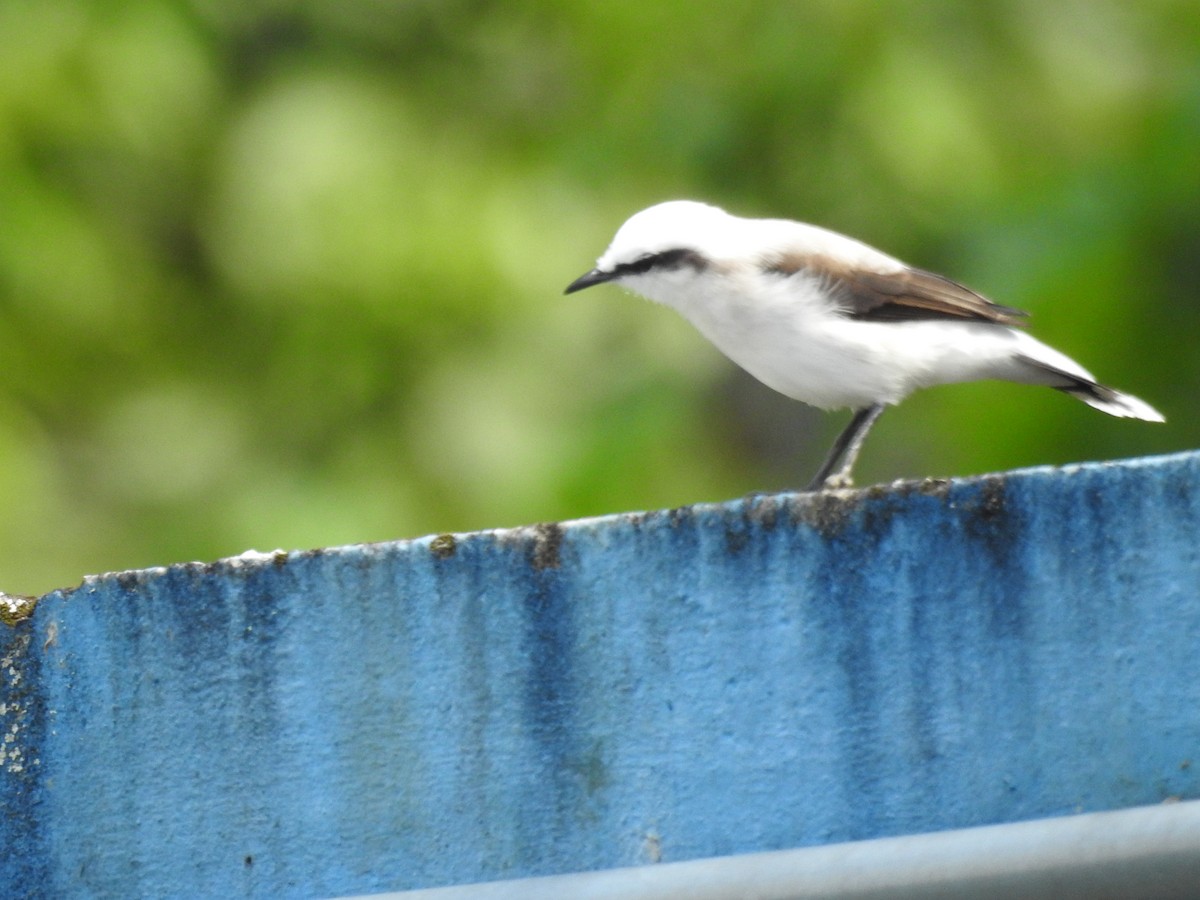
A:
767;254;1028;327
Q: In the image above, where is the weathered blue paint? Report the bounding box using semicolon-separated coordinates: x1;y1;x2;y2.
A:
3;452;1200;898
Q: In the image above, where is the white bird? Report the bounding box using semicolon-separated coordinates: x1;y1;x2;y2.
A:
566;200;1164;491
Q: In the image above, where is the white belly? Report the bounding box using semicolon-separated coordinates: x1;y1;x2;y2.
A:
664;276;1087;411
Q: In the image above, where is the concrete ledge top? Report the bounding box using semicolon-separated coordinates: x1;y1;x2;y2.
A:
4;450;1199;897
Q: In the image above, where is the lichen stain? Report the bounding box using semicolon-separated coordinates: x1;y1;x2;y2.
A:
529;522;563;571
914;477;953;498
774;474;1009;544
0;592;37;627
724;524;750;556
429;533;457;560
952;475;1030;639
114;570;141;591
0;632;39;776
959;476;1017;562
665;505;694;529
796;489;868;538
747;494;781;530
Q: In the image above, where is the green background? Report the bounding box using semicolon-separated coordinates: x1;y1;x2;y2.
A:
2;1;1196;596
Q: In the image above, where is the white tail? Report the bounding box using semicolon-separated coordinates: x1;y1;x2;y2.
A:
1066;382;1165;423
1017;353;1165;423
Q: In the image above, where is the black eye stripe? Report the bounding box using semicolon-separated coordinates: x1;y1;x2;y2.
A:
618;255;658;276
615;248;707;276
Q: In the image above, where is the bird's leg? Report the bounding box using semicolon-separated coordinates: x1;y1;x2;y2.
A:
805;403;886;491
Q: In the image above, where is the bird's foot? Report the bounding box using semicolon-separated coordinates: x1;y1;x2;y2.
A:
820;473;855;491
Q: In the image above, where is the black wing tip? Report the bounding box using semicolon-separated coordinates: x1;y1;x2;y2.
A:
903;267;1030;325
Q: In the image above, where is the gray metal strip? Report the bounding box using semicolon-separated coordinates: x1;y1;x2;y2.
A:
347;800;1200;900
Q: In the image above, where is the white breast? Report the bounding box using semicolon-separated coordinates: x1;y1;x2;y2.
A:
626;265;1055;411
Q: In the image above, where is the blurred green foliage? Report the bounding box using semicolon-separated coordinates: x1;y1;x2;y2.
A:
1;1;1197;594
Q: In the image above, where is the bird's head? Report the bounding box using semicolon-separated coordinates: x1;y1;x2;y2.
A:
564;200;742;299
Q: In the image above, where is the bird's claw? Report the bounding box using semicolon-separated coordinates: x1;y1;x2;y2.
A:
821;473;855;491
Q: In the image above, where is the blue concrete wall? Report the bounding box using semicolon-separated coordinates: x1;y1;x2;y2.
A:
3;452;1200;898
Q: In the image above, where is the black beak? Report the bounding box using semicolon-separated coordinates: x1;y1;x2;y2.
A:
564;268;617;295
